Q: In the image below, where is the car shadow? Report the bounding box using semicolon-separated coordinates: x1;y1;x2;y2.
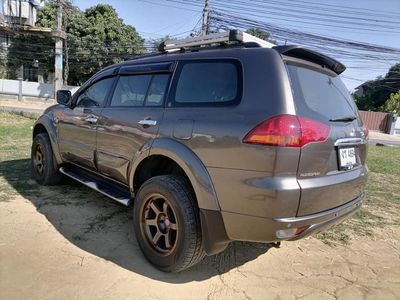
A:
0;159;272;283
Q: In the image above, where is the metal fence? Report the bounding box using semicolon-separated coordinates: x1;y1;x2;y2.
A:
359;110;390;133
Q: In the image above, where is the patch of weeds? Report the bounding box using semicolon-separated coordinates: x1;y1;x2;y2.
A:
317;225;350;246
317;209;385;246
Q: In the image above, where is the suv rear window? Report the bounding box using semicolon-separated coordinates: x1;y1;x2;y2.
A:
172;60;242;106
286;63;358;120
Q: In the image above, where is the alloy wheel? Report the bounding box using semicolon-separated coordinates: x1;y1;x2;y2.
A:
33;144;45;174
140;194;179;254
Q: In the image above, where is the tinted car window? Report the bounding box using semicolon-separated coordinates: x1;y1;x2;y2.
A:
145;74;170;106
286;63;358;120
76;77;114;107
174;61;240;106
111;75;152;107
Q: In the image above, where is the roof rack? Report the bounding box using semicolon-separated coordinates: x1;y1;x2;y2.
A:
159;30;275;52
127;52;167;61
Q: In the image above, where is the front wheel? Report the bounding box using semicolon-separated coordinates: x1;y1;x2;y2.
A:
133;175;205;272
31;133;63;185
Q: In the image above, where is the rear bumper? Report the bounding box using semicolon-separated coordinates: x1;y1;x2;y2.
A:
221;193;364;243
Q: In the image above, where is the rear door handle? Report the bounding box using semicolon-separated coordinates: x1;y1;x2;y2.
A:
85;115;98;124
138;119;157;127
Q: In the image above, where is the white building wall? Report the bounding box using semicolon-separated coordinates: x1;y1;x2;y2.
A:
395;117;400;136
0;78;80;99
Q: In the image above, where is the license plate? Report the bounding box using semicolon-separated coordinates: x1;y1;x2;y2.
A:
339;147;356;168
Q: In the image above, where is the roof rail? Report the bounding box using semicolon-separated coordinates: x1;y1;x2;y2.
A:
127;52;166;61
159;30;275;52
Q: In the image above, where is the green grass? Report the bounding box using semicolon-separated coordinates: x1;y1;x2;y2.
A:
0;112;36;161
0;112;399;245
367;145;400;177
0;112;37;201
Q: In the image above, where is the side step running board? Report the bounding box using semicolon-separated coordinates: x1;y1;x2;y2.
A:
60;166;132;206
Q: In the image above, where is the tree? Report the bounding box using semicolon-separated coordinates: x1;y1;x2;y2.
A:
5;34;54;80
68;4;144;84
353;63;400;111
245;28;276;44
381;91;400;113
4;1;145;85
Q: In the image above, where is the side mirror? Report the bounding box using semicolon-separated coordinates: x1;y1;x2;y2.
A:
56;90;72;106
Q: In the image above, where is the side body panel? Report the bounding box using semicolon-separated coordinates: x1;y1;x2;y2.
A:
96;107;164;185
55;67;117;171
146;138;220;211
33;109;63;165
57;106;102;170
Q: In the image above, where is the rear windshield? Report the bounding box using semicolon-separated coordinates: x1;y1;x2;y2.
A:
286;63;358;120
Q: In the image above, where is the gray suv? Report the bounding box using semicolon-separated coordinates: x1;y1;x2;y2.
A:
31;31;368;272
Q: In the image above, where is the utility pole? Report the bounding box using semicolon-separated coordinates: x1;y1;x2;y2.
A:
54;1;63;97
202;0;209;35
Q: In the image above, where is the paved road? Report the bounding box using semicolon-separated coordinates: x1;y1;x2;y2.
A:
369;139;400;146
369;131;400;146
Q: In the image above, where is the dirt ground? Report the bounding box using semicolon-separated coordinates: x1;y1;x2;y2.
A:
0;185;399;300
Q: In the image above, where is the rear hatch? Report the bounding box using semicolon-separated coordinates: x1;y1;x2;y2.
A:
285;56;368;216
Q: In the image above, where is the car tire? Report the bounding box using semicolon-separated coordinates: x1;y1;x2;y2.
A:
133;175;205;272
31;133;63;185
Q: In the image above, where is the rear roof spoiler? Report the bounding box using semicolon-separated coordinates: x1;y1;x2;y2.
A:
273;45;346;75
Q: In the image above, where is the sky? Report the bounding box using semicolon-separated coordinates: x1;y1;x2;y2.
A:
75;0;400;91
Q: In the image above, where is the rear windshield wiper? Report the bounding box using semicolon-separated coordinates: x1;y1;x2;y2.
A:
329;115;357;122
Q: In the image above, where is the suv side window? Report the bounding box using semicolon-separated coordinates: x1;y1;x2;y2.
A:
110;74;170;107
145;74;170;106
111;75;152;107
76;77;114;107
172;60;242;106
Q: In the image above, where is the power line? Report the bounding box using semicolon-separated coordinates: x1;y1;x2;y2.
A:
162;0;400;31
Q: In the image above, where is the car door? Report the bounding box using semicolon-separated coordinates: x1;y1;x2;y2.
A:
95;62;173;184
57;76;115;170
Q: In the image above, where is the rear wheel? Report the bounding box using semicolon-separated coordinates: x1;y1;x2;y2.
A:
31;133;63;185
133;175;205;272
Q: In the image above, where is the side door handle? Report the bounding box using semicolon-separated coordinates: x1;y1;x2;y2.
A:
85;115;98;124
138;119;157;127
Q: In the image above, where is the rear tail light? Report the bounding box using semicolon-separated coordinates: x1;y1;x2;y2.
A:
276;226;310;239
243;114;330;147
